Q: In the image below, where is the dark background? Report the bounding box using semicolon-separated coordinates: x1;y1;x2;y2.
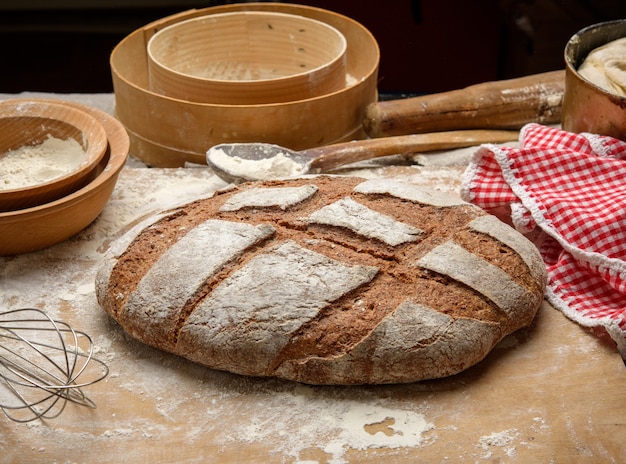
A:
1;0;625;95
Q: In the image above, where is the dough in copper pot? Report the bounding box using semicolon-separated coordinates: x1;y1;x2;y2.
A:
578;37;626;97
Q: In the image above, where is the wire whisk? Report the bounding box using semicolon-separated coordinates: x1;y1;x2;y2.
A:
0;307;109;423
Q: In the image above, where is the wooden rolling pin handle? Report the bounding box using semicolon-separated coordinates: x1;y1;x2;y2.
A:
363;70;565;138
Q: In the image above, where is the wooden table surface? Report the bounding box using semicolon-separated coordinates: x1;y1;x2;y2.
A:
0;94;624;464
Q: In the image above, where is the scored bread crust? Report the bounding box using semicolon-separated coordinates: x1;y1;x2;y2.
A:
96;176;546;385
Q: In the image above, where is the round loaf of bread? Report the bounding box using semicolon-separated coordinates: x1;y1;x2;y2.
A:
96;176;546;385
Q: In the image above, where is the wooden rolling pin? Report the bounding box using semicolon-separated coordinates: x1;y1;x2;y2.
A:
363;70;565;138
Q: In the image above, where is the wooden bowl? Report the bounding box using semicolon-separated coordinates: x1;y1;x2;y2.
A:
110;2;379;167
0;99;129;256
147;11;347;105
0;100;108;212
562;20;626;140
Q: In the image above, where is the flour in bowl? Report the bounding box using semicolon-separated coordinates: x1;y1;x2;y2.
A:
0;135;87;190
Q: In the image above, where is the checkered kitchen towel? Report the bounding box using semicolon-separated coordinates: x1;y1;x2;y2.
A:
461;123;626;360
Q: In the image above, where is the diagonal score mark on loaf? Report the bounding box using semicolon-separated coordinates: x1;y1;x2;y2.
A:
307;196;423;246
270;179;543;381
101;176;544;381
178;240;378;376
118;219;277;350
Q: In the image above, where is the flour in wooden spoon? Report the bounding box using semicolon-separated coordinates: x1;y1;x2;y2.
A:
208;146;304;180
0;135;87;190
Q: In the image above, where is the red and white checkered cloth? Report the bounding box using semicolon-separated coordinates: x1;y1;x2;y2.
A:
461;123;626;360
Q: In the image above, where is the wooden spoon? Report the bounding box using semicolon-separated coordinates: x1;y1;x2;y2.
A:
206;129;518;183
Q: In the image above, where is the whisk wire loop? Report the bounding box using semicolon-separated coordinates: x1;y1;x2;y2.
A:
0;308;109;423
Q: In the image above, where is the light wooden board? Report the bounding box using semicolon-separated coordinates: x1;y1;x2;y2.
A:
0;89;626;464
0;152;624;464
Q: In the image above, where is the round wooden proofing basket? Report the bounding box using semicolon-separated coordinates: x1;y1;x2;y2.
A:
110;2;379;167
147;11;347;105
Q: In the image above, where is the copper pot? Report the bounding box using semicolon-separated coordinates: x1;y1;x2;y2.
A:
562;20;626;140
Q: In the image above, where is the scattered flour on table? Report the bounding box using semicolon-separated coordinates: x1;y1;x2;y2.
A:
0;136;87;189
52;168;229;260
0;166;456;463
0;168;227;318
478;428;520;459
201;385;436;464
322;401;435;456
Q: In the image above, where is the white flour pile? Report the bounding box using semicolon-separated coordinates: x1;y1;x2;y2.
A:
213;387;436;463
0;135;87;190
207;145;305;181
478;428;520;459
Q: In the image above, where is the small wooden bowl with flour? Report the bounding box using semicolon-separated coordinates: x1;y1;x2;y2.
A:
0;99;108;211
0;98;129;256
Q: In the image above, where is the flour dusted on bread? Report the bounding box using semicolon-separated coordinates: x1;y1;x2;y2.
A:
96;176;546;385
